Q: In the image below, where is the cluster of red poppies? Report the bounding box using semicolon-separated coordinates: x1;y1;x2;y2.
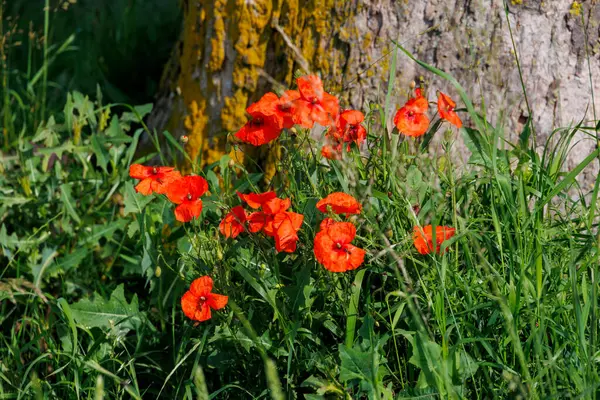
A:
131;75;464;323
233;74;462;160
234;75;367;159
219;191;304;253
314;193;365;272
129;165;209;223
393;88;462;136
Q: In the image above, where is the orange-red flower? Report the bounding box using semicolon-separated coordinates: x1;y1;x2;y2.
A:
219;206;247;239
181;276;228;322
295;75;339;128
248;197;291;235
333;109;367;148
165;175;209;222
321;144;342;160
394;88;430;137
243;194;303;253
237;191;277;209
314;221;365;272
437;92;462;128
235;92;284;146
319;217;335;231
277;90;301;129
317;192;362;215
129;164;182;195
272;211;304;253
413;225;456;255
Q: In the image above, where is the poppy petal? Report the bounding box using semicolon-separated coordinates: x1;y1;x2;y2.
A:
129;164;152;179
135;179;154;196
189;276;213;297
237;191;277;209
316;192;362;215
181;291;199;320
174;200;203;223
207;293;229;310
195;305;212;322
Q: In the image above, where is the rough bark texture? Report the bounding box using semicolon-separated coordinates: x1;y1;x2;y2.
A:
150;0;600;183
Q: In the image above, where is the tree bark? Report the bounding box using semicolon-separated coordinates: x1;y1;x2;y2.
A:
149;0;600;181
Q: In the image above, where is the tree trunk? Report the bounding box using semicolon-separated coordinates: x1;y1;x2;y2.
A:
149;0;600;181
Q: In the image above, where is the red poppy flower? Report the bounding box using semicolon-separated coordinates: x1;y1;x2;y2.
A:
237;191;277;209
321;144;342;160
295;75;339;128
165;175;209;222
181;276;228;322
332;109;367;147
235;92;284;146
277;90;301;129
129;164;182;195
314;221;365;272
437;92;462;128
316;192;362;215
272;211;304;253
319;217;335;231
219;206;247;239
248;197;291;236
413;225;456;255
393;89;430;137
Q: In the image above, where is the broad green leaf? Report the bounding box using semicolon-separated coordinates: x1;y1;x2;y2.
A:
31;247;59;287
408;333;443;389
90;134;110;173
83;219;128;245
70;284;143;335
339;344;377;387
60;183;81;224
105;115;132;144
123;181;153;216
56;247;89;273
0;224;19;249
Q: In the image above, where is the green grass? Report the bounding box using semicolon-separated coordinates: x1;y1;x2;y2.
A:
1;2;600;400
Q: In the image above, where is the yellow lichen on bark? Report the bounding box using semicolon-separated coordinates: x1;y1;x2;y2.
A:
172;0;354;179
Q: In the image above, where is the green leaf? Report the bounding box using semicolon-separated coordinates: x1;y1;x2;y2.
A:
70;284;144;335
120;104;153;130
141;232;155;279
56;247;89;273
105;116;133;144
408;333;443;389
83;219;128;245
339;344;378;387
0;224;19;250
345;269;366;348
90;134;110;173
123;181;153;216
31;247;59;287
60;183;81;224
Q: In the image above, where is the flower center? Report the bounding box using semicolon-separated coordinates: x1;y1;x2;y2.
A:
152;167;158;174
200;296;206;301
336;242;342;249
251;117;264;126
311;98;318;104
187;193;193;201
407;111;414;118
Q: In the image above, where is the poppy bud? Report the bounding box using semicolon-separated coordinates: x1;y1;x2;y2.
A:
216;248;223;260
228;159;235;168
155;266;162;277
180;135;189;144
385;229;393;239
410;81;416;89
